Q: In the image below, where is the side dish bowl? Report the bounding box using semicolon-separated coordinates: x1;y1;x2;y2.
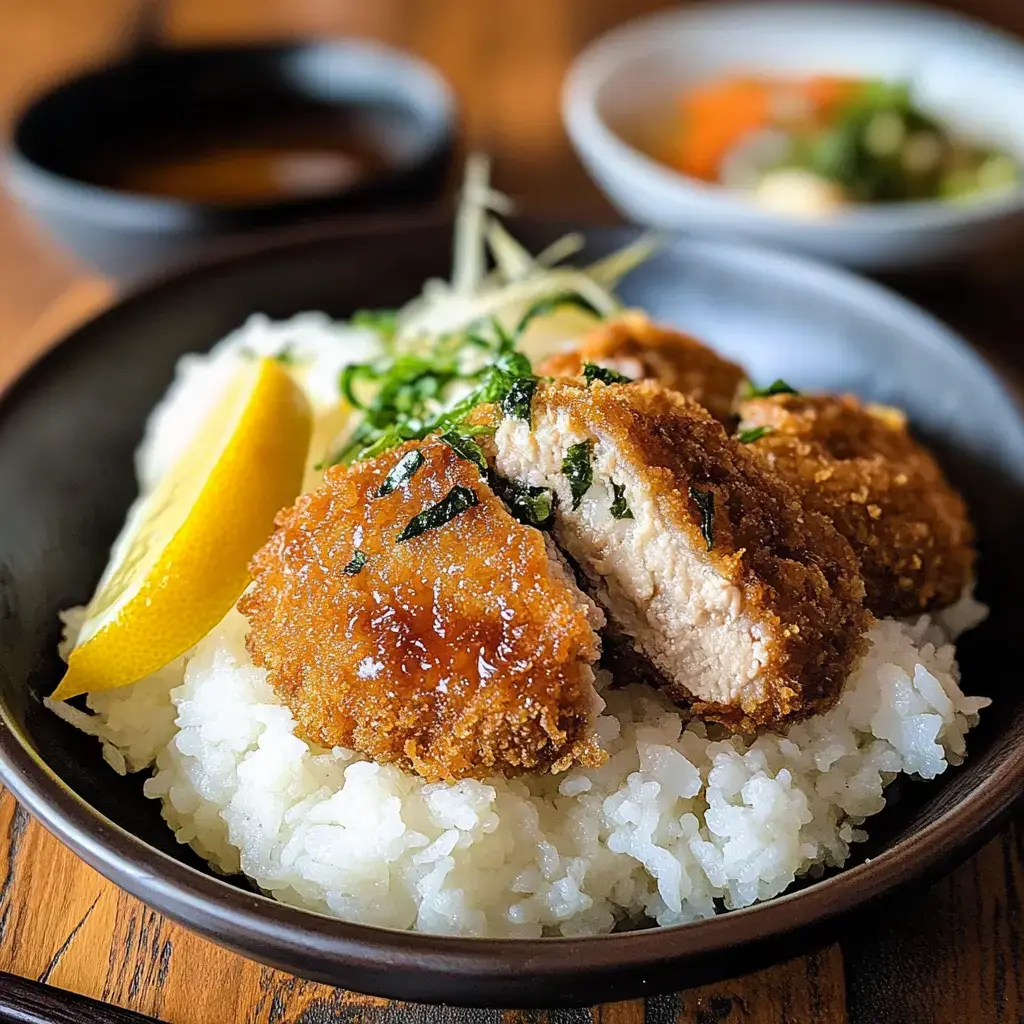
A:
563;2;1024;269
1;218;1023;1006
6;40;455;281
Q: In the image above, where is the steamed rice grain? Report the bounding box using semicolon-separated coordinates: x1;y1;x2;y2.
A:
48;312;991;937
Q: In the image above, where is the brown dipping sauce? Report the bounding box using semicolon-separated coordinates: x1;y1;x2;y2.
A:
81;109;396;205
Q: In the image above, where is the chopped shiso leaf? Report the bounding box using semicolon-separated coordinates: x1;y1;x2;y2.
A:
377;449;425;497
318;157;657;469
583;363;632;386
610;482;634;519
438;431;553;529
397;486;479;542
744;379;799;399
498;479;555;529
689;485;716;551
342;550;368;576
502;376;537;422
563;442;594;511
440;431;488;474
737;425;772;444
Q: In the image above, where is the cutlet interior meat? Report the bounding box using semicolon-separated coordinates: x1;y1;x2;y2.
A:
240;438;606;782
737;393;975;617
489;379;871;729
537;313;747;427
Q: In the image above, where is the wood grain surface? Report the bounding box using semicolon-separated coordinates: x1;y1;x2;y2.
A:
3;2;1024;1022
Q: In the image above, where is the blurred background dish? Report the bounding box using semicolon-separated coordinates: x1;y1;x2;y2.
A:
6;39;455;281
563;1;1024;269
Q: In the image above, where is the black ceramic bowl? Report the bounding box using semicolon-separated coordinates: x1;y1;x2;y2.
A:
5;41;455;281
1;218;1023;1007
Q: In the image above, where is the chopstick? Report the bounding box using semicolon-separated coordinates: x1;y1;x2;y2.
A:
0;969;159;1023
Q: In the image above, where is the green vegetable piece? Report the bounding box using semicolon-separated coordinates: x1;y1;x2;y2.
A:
440;432;488;474
502;376;538;422
744;379;798;399
397;486;480;543
737;426;772;444
501;480;555;529
610;482;633;520
583;363;632;386
342;550;368;576
351;309;399;339
689;485;715;552
377;449;425;497
563;441;594;511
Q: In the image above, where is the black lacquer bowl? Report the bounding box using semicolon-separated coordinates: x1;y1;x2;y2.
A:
1;217;1023;1007
6;41;455;281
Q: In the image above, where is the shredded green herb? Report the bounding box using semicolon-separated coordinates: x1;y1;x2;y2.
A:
498;479;555;529
397;486;479;543
327;321;537;466
502;376;537;422
689;485;715;551
351;309;399;340
273;345;298;366
583;363;632;386
563;441;594;511
440;432;488;474
610;482;634;519
737;425;772;444
377;449;425;497
342;550;368;576
744;379;799;399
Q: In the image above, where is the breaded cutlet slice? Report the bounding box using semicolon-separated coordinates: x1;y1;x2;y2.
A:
486;379;870;730
537;312;747;427
240;437;605;782
737;393;975;618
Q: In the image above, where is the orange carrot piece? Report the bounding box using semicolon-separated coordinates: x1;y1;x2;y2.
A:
671;77;772;181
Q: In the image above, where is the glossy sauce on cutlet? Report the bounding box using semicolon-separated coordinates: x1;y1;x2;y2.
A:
240;438;603;781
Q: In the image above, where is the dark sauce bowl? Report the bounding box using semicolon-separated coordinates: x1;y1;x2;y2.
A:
5;41;456;280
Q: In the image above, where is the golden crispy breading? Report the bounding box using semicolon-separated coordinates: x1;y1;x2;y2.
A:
239;438;604;782
737;393;975;617
488;379;871;729
537;312;746;426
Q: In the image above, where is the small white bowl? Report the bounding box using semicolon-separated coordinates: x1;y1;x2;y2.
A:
563;1;1024;270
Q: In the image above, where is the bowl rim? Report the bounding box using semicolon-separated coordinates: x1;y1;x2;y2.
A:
6;38;457;228
563;0;1024;232
2;214;1024;1003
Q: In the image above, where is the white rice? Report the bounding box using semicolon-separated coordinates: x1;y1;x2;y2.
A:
48;313;992;938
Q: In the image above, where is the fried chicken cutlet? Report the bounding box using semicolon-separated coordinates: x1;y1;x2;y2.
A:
537;313;746;427
737;393;975;617
240;437;606;781
485;378;870;730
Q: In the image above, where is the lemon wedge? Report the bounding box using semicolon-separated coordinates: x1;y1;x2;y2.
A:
516;305;601;366
52;357;312;700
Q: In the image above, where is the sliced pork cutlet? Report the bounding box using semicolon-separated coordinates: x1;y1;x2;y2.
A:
537;313;746;427
484;378;870;730
240;437;605;782
738;393;975;618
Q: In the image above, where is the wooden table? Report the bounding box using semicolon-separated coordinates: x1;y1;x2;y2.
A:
4;2;1024;1021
